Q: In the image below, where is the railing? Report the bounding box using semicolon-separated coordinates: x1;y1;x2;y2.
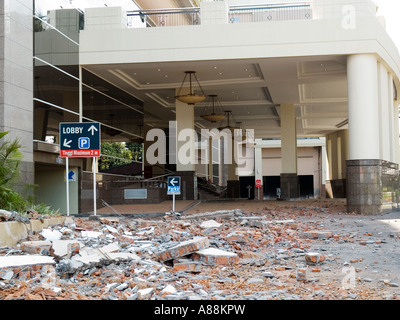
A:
126;2;312;28
229;2;312;24
127;7;201;28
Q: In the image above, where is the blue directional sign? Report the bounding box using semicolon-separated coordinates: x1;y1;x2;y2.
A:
167;176;181;195
60;122;101;158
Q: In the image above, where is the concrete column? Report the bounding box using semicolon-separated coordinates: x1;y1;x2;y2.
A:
255;145;263;200
280;104;299;199
393;100;400;165
388;73;395;163
388;73;400;165
226;128;240;198
175;91;196;200
208;136;213;181
378;62;391;162
347;54;380;160
176;92;196;172
346;54;395;215
321;143;328;198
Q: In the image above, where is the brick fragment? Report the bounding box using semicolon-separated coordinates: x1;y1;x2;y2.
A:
296;266;307;282
301;231;333;240
191;248;239;266
20;241;52;255
172;259;202;273
305;252;325;265
156;237;210;262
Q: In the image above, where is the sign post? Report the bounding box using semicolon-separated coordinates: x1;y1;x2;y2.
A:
167;176;181;214
256;179;262;200
60;122;101;218
65;157;70;216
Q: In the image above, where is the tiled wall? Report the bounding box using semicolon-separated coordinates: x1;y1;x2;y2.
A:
0;0;34;186
346;160;400;215
84;7;128;30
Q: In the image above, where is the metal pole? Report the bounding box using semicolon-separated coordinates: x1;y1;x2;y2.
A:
172;193;176;213
66;157;70;216
79;66;83;123
93;156;97;216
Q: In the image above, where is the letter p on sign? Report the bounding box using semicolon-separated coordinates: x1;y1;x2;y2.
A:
79;137;90;149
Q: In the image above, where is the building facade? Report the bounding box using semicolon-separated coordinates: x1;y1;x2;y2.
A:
1;0;399;215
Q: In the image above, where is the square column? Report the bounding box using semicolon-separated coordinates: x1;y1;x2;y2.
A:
226;128;240;198
280;104;299;199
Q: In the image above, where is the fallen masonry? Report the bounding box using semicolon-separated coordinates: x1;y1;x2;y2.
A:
156;237;210;262
1;200;400;300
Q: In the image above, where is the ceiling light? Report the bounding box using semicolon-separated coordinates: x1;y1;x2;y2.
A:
218;110;240;130
200;95;226;123
175;71;206;105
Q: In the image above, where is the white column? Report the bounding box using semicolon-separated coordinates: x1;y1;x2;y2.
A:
255;145;263;200
388;73;399;164
378;62;391;161
176;93;196;172
280;104;297;173
347;54;380;160
388;73;395;163
255;145;263;183
393;99;400;165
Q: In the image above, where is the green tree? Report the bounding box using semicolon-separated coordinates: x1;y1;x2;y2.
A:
0;132;28;212
99;142;132;170
125;142;143;162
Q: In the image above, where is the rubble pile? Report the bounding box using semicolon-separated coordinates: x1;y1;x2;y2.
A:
1;200;400;300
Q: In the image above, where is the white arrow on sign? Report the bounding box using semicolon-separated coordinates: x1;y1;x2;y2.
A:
63;139;72;148
170;178;178;186
88;125;98;135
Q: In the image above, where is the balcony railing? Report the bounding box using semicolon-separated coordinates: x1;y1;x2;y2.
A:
127;7;201;28
229;3;312;24
126;2;312;28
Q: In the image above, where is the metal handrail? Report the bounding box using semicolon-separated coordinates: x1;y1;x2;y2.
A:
229;2;312;23
127;7;201;28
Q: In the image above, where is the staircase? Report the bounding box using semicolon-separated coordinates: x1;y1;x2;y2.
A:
197;176;227;200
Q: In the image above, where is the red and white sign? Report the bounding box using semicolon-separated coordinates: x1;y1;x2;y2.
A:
60;149;100;158
256;180;262;188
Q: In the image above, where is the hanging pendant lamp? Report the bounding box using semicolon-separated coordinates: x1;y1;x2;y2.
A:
218;110;240;131
200;95;226;123
175;71;206;105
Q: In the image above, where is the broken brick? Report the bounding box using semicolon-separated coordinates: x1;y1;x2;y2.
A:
173;259;202;273
156;237;210;262
301;231;333;240
191;248;239;266
20;241;52;255
305;252;325;265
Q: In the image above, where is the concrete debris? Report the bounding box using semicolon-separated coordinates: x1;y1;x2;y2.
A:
1;199;400;300
199;220;222;229
40;229;62;241
0;210;30;224
180;209;243;220
20;241;52;255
